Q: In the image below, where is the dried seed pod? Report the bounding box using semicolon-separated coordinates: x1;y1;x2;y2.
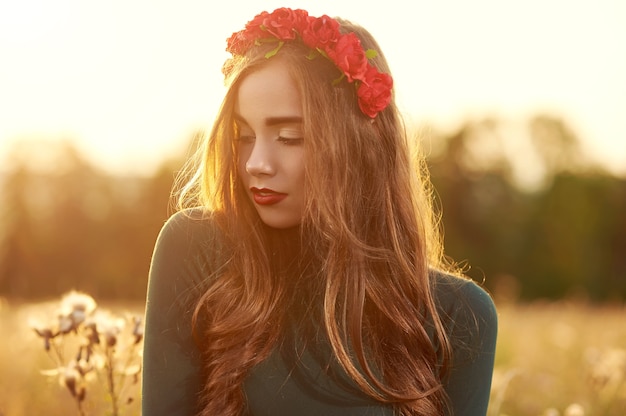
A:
63;367;80;397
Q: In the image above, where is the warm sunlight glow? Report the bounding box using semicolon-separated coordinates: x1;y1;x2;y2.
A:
1;0;625;175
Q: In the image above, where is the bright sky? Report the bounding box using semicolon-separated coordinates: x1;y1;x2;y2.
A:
1;0;625;176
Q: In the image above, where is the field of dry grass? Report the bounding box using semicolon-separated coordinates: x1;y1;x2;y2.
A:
0;297;143;416
488;301;626;416
1;297;624;415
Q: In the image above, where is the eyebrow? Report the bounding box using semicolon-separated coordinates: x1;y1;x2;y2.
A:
234;114;303;127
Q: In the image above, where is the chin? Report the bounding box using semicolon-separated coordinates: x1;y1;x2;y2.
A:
261;220;301;230
258;214;301;230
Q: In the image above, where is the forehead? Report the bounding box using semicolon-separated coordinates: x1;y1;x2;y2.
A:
235;59;303;123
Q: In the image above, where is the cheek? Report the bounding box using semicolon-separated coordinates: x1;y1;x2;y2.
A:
236;149;249;182
289;154;306;185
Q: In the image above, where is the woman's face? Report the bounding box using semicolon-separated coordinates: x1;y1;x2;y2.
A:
235;59;306;229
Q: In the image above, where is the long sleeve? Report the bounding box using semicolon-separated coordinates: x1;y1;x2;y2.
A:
243;272;497;416
142;210;219;416
436;274;498;415
141;213;497;415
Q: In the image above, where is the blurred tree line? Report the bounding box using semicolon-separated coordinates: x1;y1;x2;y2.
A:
0;139;179;300
427;115;625;302
0;114;624;302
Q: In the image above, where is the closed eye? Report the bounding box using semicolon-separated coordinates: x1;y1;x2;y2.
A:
278;136;303;146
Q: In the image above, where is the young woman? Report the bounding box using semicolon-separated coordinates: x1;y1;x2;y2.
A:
142;8;497;416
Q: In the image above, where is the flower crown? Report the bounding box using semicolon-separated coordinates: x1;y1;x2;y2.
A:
226;8;393;119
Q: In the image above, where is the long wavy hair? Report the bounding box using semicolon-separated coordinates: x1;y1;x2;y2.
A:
176;18;454;416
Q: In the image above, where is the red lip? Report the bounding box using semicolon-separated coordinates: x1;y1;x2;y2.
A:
250;187;287;205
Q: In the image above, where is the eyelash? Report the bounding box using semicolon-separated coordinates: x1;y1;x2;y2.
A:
278;136;304;145
236;136;303;145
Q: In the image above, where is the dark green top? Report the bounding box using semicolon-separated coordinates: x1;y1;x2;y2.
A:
142;210;498;415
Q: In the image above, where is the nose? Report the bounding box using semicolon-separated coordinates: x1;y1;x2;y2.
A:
245;139;275;177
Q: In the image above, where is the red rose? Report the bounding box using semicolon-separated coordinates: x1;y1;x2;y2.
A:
225;7;394;117
291;9;311;34
262;7;307;40
244;11;270;38
301;15;340;50
241;12;270;41
326;33;368;82
226;11;269;54
357;66;393;118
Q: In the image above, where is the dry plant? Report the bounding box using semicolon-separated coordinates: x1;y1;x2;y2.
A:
488;302;626;416
29;291;143;416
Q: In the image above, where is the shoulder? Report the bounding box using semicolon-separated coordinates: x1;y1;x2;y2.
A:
149;208;227;304
431;271;498;413
430;270;498;354
154;208;221;250
431;270;497;325
151;206;227;270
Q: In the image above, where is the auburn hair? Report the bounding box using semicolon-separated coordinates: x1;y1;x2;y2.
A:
176;18;453;416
